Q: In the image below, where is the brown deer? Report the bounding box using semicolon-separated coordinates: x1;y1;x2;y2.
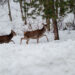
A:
20;23;49;44
0;30;16;44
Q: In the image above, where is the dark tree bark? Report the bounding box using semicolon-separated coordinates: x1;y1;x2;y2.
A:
30;0;32;8
52;0;59;40
19;0;24;21
24;0;27;25
46;17;50;31
8;0;12;21
45;0;50;31
53;19;59;40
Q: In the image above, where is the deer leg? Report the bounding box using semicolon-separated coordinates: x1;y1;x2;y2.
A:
20;38;25;44
43;35;49;42
10;40;14;44
37;37;39;43
26;39;29;44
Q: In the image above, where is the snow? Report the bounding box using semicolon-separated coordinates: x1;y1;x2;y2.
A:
0;1;75;75
0;31;75;75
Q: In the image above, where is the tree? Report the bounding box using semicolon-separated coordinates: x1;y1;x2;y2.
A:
52;0;59;40
39;0;70;40
19;0;24;21
8;0;12;21
13;0;28;24
0;0;12;21
40;0;59;40
13;0;74;40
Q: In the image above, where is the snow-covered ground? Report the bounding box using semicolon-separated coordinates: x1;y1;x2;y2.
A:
0;31;75;75
0;1;75;75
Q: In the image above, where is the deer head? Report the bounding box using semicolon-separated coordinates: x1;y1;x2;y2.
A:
42;23;47;30
11;30;16;36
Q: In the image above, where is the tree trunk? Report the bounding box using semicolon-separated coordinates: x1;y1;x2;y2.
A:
8;0;12;21
30;0;32;8
53;19;59;40
24;0;27;25
24;16;27;25
45;0;50;31
46;17;50;31
52;0;59;40
19;0;24;21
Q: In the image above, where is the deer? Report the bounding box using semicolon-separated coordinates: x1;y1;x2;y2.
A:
20;23;49;44
0;30;16;44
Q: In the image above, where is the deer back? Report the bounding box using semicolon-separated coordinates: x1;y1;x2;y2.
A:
24;25;47;39
0;30;16;43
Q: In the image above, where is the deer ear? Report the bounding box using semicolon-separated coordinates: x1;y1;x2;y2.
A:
11;30;14;31
11;30;14;33
12;30;16;35
11;30;13;32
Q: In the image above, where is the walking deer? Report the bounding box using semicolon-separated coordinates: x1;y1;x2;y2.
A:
20;23;49;44
0;30;16;44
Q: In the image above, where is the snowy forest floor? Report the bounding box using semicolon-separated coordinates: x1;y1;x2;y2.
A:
0;30;75;75
0;1;75;75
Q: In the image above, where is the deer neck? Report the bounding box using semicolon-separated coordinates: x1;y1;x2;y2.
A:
9;33;13;39
41;27;46;33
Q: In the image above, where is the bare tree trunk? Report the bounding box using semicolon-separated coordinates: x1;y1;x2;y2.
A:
19;0;24;21
30;0;32;8
53;19;59;40
46;17;50;31
24;16;27;25
8;0;12;21
24;0;27;25
52;0;59;40
45;0;50;31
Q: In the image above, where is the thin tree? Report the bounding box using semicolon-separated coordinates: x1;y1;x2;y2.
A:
52;0;59;40
19;0;24;21
8;0;12;21
24;0;27;25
